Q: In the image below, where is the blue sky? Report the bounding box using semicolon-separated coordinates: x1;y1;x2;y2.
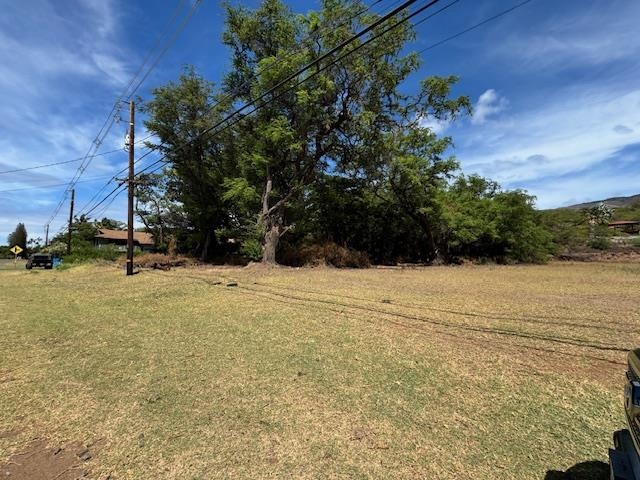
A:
0;0;638;244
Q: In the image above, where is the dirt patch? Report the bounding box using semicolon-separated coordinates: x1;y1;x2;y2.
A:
1;440;97;480
0;428;22;439
556;247;640;262
117;253;192;270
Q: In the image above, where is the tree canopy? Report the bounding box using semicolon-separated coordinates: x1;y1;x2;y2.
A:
140;0;554;265
7;223;27;252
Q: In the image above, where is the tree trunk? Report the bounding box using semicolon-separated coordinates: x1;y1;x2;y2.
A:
200;227;215;262
260;175;276;264
263;222;279;264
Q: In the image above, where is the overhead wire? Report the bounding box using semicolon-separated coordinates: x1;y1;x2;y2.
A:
0;175;117;194
78;0;408;212
131;0;445;179
119;0;191;101
134;0;391;174
417;0;535;53
125;0;203;101
0;135;155;177
139;0;535;183
45;0;202;230
75;147;157;217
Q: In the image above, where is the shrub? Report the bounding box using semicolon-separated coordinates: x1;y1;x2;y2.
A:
587;236;610;250
240;238;263;262
116;253;193;269
279;242;370;268
60;245;122;265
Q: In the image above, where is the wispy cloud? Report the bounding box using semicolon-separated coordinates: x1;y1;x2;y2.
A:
458;87;640;208
417;115;450;135
493;2;640;72
471;89;508;125
0;0;133;240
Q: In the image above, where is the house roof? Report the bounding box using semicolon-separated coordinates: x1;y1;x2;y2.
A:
608;220;640;226
95;229;154;245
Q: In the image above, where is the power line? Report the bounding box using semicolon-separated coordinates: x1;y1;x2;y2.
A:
0;156;83;175
79;0;454;219
205;0;459;142
119;0;190;101
417;0;535;53
84;181;128;218
0;175;116;194
136;0;440;178
75;148;158;217
134;0;391;178
202;0;389;115
125;0;203;101
45;0;202;228
0;137;154;176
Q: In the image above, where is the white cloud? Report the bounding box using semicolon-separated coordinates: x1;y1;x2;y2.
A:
417;115;450;135
493;3;640;71
471;89;508;125
0;0;134;241
458;88;640;196
526;167;640;210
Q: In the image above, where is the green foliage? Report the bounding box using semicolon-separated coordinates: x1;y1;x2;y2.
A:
613;201;640;221
138;0;553;265
239;238;263;262
538;208;586;251
443;176;554;263
60;245;122;266
540;200;640;252
587;236;610;250
142;67;238;261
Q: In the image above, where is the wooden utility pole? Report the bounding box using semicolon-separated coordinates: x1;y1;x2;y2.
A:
126;101;135;276
44;224;49;247
67;189;74;255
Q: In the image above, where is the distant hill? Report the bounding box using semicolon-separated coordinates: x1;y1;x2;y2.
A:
564;194;640;210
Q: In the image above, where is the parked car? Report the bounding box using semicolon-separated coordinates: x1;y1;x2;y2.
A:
25;253;53;270
610;348;640;479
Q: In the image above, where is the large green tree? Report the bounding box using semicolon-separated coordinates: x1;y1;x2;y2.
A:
221;0;470;263
142;68;237;261
140;0;554;266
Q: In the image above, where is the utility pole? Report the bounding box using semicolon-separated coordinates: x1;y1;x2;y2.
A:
44;224;49;247
67;189;74;255
126;101;135;276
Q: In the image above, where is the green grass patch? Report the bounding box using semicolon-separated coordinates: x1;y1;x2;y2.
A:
0;262;635;479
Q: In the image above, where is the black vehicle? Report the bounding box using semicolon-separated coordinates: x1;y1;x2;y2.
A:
610;348;640;479
25;253;53;270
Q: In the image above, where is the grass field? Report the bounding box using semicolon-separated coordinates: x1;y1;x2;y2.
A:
1;261;638;479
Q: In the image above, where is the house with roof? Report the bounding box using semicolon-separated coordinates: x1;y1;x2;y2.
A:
94;229;154;252
608;220;640;235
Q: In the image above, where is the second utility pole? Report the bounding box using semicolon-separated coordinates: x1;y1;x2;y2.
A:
67;189;74;255
126;101;135;276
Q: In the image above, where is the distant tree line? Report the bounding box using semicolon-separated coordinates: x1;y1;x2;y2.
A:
135;0;553;265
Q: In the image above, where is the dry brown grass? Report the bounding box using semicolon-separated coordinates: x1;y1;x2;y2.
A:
0;261;637;479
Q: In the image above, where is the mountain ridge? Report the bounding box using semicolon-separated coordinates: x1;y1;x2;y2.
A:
561;194;640;210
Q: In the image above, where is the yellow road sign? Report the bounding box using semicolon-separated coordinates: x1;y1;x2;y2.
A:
10;245;23;255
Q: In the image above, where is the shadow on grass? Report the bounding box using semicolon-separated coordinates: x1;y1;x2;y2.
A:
545;460;609;480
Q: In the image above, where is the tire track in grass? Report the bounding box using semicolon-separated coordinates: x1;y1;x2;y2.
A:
235;284;629;353
229;282;625;367
154;271;627;364
250;281;639;334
